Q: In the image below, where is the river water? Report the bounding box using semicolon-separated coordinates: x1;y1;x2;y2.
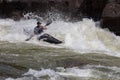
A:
0;18;120;80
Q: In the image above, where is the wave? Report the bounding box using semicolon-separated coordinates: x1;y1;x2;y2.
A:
0;18;120;57
5;65;120;80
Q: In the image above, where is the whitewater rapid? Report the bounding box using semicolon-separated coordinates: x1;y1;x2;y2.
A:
5;65;120;80
0;18;120;57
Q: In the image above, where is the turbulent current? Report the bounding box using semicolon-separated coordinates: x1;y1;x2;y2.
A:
0;18;120;80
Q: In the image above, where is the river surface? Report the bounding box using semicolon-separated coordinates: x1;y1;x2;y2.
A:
0;18;120;80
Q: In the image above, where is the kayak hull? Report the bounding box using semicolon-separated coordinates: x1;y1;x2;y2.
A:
38;34;62;44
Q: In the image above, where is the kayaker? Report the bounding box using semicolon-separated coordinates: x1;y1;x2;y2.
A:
25;22;47;41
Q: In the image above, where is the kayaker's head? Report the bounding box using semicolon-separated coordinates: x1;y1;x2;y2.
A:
37;22;41;26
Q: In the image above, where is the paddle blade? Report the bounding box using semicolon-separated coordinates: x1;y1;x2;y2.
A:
45;20;52;26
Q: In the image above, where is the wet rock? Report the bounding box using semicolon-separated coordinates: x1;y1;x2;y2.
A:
108;0;120;3
116;0;120;3
101;3;120;35
0;0;84;20
65;0;84;21
102;3;120;17
91;0;108;20
10;11;23;20
79;0;108;21
0;0;2;3
67;0;83;9
0;1;26;19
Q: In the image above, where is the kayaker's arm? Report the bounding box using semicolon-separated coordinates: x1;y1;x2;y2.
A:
42;26;47;30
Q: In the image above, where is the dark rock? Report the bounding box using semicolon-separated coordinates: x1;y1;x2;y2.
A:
79;0;108;21
66;0;84;21
102;3;120;17
10;11;23;20
67;0;84;9
0;0;84;20
108;0;120;3
116;0;120;3
0;0;2;3
0;1;26;19
101;3;120;35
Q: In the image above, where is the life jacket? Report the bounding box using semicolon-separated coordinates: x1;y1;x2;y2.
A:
34;26;43;35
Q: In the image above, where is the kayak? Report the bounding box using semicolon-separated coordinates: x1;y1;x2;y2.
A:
38;33;62;44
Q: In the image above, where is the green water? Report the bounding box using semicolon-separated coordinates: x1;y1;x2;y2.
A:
0;41;120;80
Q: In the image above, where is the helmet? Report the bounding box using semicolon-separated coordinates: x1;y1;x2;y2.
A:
37;22;41;24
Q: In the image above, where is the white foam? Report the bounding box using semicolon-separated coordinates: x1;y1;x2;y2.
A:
0;18;120;57
5;65;120;80
56;67;93;77
23;67;96;78
23;69;59;78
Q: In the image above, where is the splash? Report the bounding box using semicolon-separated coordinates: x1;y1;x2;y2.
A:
0;18;120;57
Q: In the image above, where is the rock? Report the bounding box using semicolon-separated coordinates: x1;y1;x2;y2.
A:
10;11;23;21
91;0;108;20
67;0;83;9
116;0;120;3
66;0;84;21
0;0;85;21
79;0;108;21
91;0;108;9
101;3;120;35
0;0;3;3
102;3;120;17
108;0;120;3
0;1;26;19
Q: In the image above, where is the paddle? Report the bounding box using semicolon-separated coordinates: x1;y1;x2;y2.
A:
45;20;52;26
25;20;52;41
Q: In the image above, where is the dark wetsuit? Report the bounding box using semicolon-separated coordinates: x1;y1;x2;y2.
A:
34;26;62;44
34;26;44;35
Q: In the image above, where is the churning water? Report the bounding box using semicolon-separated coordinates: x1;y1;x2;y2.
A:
0;18;120;56
0;17;120;80
5;65;120;80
